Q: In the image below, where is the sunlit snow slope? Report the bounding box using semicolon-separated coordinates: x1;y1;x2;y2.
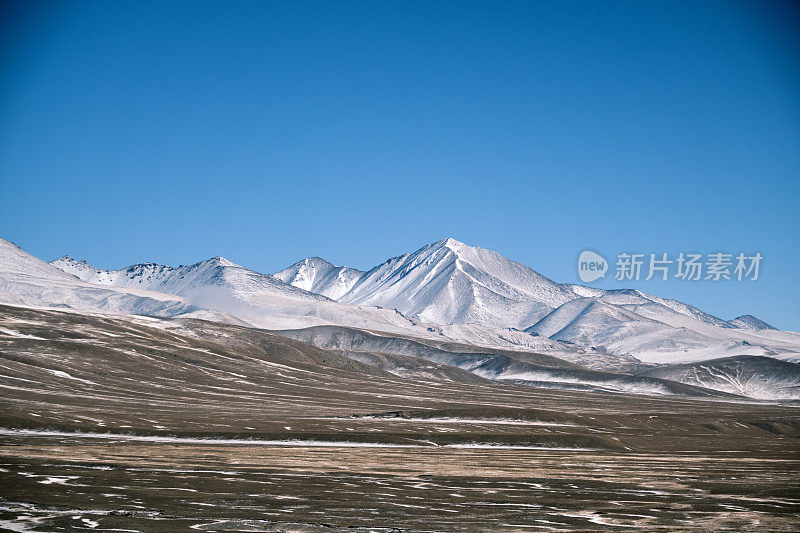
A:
1;233;797;397
272;257;364;300
3;234;792;366
335;238;577;328
0;238;203;319
49;252;436;334
273;238;800;364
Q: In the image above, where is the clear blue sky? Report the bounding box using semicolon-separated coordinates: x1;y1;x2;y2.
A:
1;1;798;330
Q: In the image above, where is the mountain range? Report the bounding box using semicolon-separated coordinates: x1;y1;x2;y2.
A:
270;238;798;364
2;235;799;399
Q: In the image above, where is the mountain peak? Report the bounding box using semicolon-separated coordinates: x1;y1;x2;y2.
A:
436;237;467;250
336;237;576;328
200;256;239;268
53;255;90;266
303;256;335;267
1;238;78;280
272;256;364;300
729;314;775;331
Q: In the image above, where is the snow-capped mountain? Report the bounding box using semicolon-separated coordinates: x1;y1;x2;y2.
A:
728;314;776;331
271;257;364;300
524;297;745;364
317;238;578;329
48;253;440;333
275;239;746;332
526;297;664;341
3;234;800;399
585;288;732;328
271;238;800;364
52;254;327;305
0;238;207;320
2;235;795;366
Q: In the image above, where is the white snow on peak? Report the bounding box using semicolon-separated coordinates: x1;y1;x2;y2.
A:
268;237;800;364
439;237;466;251
333;238;577;328
527;297;652;340
0;237;201;318
46;248;447;335
203;256;240;268
524;296;723;363
4;235;798;368
585;288;731;329
272;257;364;300
561;284;606;299
728;314;775;331
51;252;327;305
1;241;78;281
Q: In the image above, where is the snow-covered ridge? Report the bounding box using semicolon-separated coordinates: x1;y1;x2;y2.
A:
268;238;798;364
310;238;578;329
272;239;777;325
271;257;364;300
274;239;768;332
0;237;208;320
48;251;443;333
51;254;323;302
4;234;795;367
729;314;776;331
